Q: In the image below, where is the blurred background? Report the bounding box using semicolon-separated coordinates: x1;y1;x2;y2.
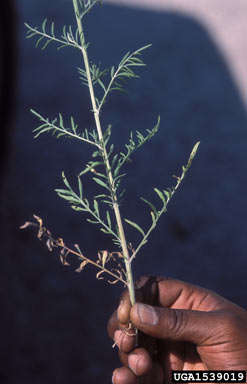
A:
1;0;247;383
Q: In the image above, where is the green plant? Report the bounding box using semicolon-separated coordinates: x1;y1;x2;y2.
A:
21;0;199;315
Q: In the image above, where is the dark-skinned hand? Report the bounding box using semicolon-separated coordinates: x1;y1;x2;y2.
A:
107;276;247;384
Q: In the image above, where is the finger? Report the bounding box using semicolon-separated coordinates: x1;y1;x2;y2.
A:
118;347;152;376
118;353;164;384
112;367;138;384
134;276;159;306
118;289;141;326
118;276;160;325
108;309;126;339
114;328;136;353
157;278;229;312
108;309;118;339
118;294;132;325
142;361;164;384
157;340;185;371
130;302;224;345
128;348;152;376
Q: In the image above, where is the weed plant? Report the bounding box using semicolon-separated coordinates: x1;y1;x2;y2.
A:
21;0;199;323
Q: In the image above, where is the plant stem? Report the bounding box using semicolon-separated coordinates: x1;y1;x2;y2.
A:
67;246;128;286
72;0;136;306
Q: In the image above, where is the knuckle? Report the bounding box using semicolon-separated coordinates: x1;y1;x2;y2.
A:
219;311;240;332
167;308;187;337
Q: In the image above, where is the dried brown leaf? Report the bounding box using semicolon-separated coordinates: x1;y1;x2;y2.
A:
60;248;70;266
75;260;88;273
46;239;53;251
102;250;108;267
19;221;37;229
33;214;43;228
96;270;105;280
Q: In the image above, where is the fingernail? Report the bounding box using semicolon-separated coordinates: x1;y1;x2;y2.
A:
137;303;158;325
128;354;140;375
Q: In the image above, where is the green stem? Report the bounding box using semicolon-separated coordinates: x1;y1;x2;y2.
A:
72;0;136;306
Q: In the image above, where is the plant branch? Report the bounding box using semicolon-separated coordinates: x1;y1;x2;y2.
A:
31;109;100;147
98;45;151;113
72;0;136;305
66;246;127;285
130;141;200;263
25;21;81;50
20;216;127;286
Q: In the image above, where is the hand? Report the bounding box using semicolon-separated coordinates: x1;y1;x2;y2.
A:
108;276;247;384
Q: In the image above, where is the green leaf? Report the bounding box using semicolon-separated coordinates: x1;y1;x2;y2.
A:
92;177;110;190
55;188;72;195
125;219;145;237
35;35;44;48
71;205;84;211
94;194;108;199
87;218;99;224
140;197;158;217
100;228;110;234
71;116;77;134
62;172;71;190
163;189;172;201
150;211;156;224
101;199;113;207
78;177;83;198
93;199;99;216
79;161;103;176
187;141;200;168
106;210;111;229
56;193;78;204
154;188;166;204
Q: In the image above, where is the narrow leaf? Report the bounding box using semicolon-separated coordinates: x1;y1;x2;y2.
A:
102;251;108;268
187;141;200;168
62;172;71;190
75;260;88;273
125;219;145;237
96;270;105;280
154;188;166;204
72;206;84;211
106;211;111;229
79;161;102;176
55;188;72;195
56;193;78;203
93;199;99;216
78;177;83;198
100;228;110;234
140;197;158;217
93;177;109;190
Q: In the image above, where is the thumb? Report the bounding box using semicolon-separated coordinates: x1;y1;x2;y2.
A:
130;303;222;346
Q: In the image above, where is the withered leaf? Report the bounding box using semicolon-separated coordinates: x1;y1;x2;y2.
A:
102;250;108;267
46;239;53;251
60;248;70;266
37;227;45;240
33;214;43;228
57;238;64;247
96;270;105;280
75;260;88;273
20;221;38;229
